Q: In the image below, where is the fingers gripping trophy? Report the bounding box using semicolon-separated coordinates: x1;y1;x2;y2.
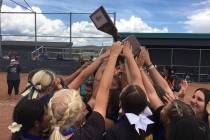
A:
90;6;141;64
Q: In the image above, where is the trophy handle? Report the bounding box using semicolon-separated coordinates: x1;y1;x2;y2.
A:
112;29;120;42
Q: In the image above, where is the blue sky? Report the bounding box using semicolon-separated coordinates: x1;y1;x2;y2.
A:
1;0;210;45
3;0;210;33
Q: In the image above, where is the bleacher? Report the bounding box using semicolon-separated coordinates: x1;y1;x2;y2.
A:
0;57;81;75
0;44;82;75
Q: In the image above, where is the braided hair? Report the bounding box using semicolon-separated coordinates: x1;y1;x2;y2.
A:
48;89;84;140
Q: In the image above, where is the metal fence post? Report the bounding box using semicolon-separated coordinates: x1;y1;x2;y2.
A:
171;48;174;66
69;12;72;44
198;49;202;82
34;12;37;50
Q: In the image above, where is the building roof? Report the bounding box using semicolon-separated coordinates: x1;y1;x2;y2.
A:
119;33;210;48
119;33;210;40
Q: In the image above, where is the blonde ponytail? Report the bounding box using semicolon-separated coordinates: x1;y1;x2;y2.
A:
31;70;55;91
50;127;65;140
21;69;55;99
48;89;84;139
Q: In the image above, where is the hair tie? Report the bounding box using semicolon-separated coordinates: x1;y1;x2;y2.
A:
21;81;42;99
62;127;76;136
28;81;42;92
54;126;60;131
125;106;154;135
8;122;22;133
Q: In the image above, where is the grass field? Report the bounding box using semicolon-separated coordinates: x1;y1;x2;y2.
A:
0;72;210;140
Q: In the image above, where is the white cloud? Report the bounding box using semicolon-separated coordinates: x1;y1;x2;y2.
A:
72;21;108;37
2;5;110;45
184;9;210;33
116;16;168;33
2;5;35;36
192;0;210;6
2;5;168;46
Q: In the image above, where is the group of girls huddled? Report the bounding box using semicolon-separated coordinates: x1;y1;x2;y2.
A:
8;41;210;140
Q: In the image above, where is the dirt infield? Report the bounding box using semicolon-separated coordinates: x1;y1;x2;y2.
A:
0;72;28;140
0;72;210;140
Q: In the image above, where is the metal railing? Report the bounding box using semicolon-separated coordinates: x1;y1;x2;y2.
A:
31;45;103;61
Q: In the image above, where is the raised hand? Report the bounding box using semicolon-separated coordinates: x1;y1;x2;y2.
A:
163;92;176;104
141;47;152;66
180;80;188;92
99;49;110;60
81;61;92;69
122;41;133;58
110;41;123;56
135;47;145;67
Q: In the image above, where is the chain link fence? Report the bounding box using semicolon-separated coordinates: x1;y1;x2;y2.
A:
0;12;115;47
149;48;210;82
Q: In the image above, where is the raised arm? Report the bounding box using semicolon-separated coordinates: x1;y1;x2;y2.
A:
92;60;108;99
64;62;91;86
124;60;132;84
122;41;145;92
141;70;164;110
141;47;175;99
94;42;123;118
68;51;109;90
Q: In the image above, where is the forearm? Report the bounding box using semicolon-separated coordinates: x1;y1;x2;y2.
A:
141;70;156;95
141;70;163;109
92;61;107;99
125;54;145;91
64;67;83;85
82;57;103;78
94;55;118;118
125;60;131;84
148;66;174;97
141;47;174;97
68;57;103;89
92;80;99;99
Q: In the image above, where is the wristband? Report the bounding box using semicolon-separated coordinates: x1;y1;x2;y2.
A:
147;64;155;70
146;63;153;68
